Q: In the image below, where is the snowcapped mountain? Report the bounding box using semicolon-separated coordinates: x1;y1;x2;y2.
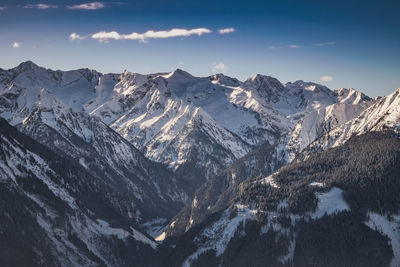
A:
160;85;400;267
162;131;400;267
1;61;374;236
3;61;397;267
87;69;292;191
0;67;189;225
164;142;287;238
156;80;372;238
272;80;337;116
0;118;158;266
3;61;119;110
304;88;400;156
1;62;372;188
278;87;373;162
85;67;372;195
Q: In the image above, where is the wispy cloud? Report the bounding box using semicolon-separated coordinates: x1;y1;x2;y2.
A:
0;6;7;11
218;28;235;34
24;3;58;9
67;2;105;10
89;28;212;42
315;42;336;46
69;33;87;41
270;42;335;50
212;62;227;73
320;75;333;82
12;42;20;48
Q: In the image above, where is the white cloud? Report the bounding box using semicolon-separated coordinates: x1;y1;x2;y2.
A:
24;4;58;9
218;28;235;34
69;33;87;41
12;42;20;48
287;45;301;48
320;75;333;82
67;2;105;10
92;31;122;41
0;6;7;11
315;42;336;46
91;28;212;42
212;62;227;73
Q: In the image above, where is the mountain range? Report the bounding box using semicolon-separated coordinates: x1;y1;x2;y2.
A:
0;61;399;266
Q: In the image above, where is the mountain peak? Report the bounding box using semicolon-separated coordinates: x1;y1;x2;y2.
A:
14;60;40;71
246;74;280;84
245;74;284;91
244;74;285;102
163;68;196;84
335;87;372;104
336;87;362;95
166;68;193;79
386;87;400;103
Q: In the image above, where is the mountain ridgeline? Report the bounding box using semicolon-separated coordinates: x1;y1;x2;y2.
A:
0;61;399;266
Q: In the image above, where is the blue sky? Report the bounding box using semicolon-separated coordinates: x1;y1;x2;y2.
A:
0;0;399;97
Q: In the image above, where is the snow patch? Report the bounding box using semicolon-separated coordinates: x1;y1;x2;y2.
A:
312;187;350;219
365;213;400;267
155;232;166;242
309;182;325;187
130;227;158;249
183;204;257;266
279;239;296;264
260;175;280;188
142;218;167;239
79;158;88;169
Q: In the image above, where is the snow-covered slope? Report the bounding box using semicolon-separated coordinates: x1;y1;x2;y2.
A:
273;80;337;116
1;62;372;186
0;118;158;266
0;79;188;224
86;68;371;192
2;61;118;110
160;83;372;238
279;88;373;162
306;88;400;154
86;70;294;191
163;131;400;267
2;61;399;267
0;61;377;231
0;62;376;213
